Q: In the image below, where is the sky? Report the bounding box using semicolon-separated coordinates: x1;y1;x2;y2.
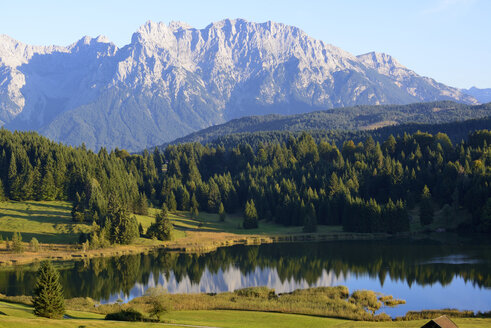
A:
0;0;490;89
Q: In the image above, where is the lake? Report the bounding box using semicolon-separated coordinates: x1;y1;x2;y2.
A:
1;234;490;317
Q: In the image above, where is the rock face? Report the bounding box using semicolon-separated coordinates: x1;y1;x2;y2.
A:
0;19;477;150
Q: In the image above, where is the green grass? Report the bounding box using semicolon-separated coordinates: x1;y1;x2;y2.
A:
0;201;91;244
409;202;471;233
0;200;359;247
169;210;344;235
166;310;347;327
0;301;489;328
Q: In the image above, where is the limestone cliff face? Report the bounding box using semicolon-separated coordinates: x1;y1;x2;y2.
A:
0;19;477;150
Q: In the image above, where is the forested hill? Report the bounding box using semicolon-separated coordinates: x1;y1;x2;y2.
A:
162;101;491;147
1;127;490;237
207;116;491;150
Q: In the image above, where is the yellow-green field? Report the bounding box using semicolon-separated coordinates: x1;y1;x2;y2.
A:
0;200;345;247
0;201;91;244
167;209;343;235
0;301;489;328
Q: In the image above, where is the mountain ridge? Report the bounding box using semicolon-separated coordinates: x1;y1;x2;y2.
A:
463;87;491;103
0;19;478;150
162;101;491;147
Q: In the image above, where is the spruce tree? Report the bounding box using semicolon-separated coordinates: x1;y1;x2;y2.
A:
147;205;174;241
0;179;5;201
419;185;434;225
167;191;177;212
243;200;258;229
33;261;65;319
8;153;22;200
218;202;226;222
303;203;317;233
135;192;149;215
11;231;23;253
190;193;199;218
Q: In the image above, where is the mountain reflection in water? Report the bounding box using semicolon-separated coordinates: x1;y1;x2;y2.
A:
1;236;490;316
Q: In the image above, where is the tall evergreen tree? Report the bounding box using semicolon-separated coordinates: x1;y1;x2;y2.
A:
243;200;258;229
167;191;177;212
0;179;5;201
218;202;226;222
419;185;434;226
147;205;174;241
33;261;65;319
106;198;139;245
303;203;317;233
11;231;23;253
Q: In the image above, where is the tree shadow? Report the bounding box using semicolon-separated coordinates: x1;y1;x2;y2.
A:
0;230;78;244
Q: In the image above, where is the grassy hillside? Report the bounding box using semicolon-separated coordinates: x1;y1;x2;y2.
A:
0;201;91;244
0;200;470;247
161;101;491;147
0;301;489;328
0;200;344;247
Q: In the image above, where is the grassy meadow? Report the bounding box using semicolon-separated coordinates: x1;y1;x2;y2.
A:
0;201;91;244
0;199;346;248
0;300;490;328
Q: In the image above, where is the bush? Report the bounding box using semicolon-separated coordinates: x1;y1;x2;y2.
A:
30;238;40;252
401;309;474;320
105;309;145;322
235;287;276;299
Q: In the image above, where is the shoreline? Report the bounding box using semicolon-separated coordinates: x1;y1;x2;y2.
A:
0;230;391;267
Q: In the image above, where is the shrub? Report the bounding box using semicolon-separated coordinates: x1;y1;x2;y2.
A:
235;287;276;299
105;309;145;322
30;237;40;252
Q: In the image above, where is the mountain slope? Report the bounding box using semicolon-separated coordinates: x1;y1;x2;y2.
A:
163;101;491;146
463;87;491;103
0;19;477;151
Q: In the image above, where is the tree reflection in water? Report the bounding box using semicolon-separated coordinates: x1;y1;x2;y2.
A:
1;237;490;303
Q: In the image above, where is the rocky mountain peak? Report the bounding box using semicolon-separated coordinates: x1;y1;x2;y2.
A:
0;19;479;151
357;51;414;78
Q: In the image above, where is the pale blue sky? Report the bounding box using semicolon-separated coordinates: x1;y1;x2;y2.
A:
1;0;489;88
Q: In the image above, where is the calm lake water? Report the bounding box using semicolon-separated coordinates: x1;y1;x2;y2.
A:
1;234;490;317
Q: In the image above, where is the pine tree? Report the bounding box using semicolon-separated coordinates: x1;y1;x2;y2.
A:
303;203;317;233
135;192;149;215
11;231;23;253
190;193;199;218
71;193;85;223
106;198;139;245
147;205;174;241
8;153;22;200
243;200;258;229
0;179;5;201
419;185;434;225
40;169;56;200
218;202;226;222
33;261;65;319
167;191;177;212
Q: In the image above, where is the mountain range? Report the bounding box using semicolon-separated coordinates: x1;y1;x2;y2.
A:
0;19;479;151
463;87;491;103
